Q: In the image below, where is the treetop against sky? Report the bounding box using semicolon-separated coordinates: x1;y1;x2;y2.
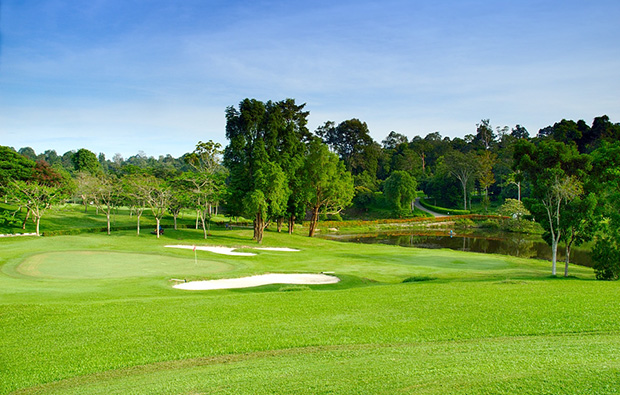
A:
1;0;619;158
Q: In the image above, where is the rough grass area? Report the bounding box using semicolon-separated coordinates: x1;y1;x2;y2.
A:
1;227;618;394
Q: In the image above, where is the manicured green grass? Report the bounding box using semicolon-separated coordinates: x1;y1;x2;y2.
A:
1;227;619;394
0;203;242;235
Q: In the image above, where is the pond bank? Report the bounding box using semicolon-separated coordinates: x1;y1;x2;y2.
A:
320;229;593;268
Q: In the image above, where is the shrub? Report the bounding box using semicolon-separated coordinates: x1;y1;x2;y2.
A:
403;276;436;283
592;237;620;281
454;218;475;228
479;219;501;229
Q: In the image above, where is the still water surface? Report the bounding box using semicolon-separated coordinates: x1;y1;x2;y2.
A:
322;230;593;267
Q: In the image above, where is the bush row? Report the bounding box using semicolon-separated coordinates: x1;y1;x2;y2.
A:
318;214;504;229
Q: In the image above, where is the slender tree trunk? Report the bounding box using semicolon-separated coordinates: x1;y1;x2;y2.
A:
542;196;560;276
195;209;200;230
517;182;521;202
277;217;283;233
36;216;40;236
83;195;88;213
564;244;571;277
551;237;558;276
106;210;111;235
484;187;489;213
22;209;31;230
288;215;295;235
253;212;264;243
462;182;467;210
308;206;320;237
565;230;575;277
545;209;559;276
173;212;178;230
156;218;160;239
200;211;208;239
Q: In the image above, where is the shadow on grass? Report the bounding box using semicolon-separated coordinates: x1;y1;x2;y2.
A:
220;274;381;294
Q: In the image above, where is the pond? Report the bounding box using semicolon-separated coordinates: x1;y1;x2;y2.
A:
321;230;593;267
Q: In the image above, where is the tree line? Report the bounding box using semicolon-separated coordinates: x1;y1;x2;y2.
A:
1;99;619;279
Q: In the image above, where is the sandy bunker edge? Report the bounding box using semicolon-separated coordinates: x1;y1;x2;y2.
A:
174;273;340;290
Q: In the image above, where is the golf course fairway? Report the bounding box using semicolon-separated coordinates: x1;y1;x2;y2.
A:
1;228;619;394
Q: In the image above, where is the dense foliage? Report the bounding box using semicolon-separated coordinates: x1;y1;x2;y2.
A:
1;102;619;277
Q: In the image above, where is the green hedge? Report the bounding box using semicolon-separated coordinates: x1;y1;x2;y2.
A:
419;197;470;215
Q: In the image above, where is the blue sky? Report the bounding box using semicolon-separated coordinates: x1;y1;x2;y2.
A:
1;0;619;159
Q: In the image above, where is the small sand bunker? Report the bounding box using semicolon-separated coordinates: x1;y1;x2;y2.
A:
174;273;340;290
165;245;301;256
165;245;256;256
254;247;300;252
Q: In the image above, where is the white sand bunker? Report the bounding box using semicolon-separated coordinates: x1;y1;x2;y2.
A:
165;245;256;256
174;273;340;290
254;247;300;252
165;245;301;256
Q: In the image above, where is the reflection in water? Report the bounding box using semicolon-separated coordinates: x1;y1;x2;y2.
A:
323;230;592;267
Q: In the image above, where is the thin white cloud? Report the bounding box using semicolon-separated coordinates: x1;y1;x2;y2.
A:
1;0;619;156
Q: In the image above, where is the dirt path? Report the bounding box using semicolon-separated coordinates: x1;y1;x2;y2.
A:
414;198;448;218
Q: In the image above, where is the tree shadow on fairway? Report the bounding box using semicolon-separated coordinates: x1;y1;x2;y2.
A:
188;274;379;295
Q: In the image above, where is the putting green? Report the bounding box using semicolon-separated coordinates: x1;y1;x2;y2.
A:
17;251;234;279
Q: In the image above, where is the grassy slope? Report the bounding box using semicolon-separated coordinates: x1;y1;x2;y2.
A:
0;203;241;234
1;226;619;394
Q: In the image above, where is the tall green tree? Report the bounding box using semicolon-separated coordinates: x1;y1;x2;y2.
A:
590;141;620;280
443;150;479;210
8;161;69;236
301;139;354;237
515;139;591;276
224;98;292;243
263;99;311;232
0;146;35;199
93;175;122;235
138;176;172;240
185;140;227;238
559;194;597;277
245;143;289;242
72;148;101;175
75;171;99;213
166;173;195;231
477;151;497;212
383;171;417;216
123;174;150;236
316;119;379;187
473;119;496;150
381;131;409;150
8;181;63;235
18;147;37;160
